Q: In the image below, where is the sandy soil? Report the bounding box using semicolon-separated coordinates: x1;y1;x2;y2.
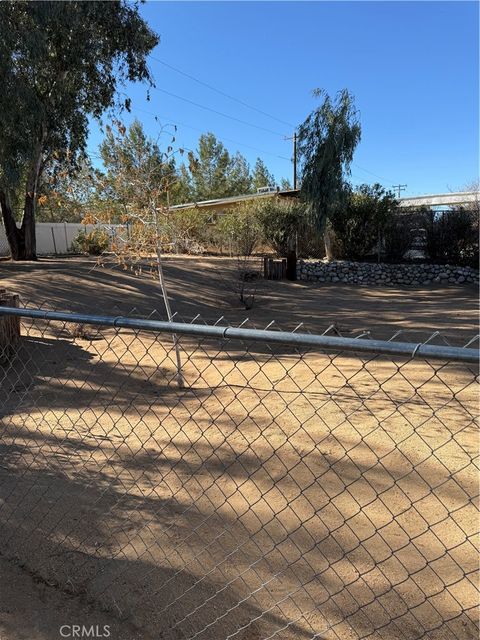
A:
0;255;477;341
0;257;478;639
0;553;147;640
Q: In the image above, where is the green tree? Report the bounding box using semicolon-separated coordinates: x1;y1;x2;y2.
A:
229;152;253;195
0;1;158;259
297;88;361;259
218;203;262;257
37;159;97;222
254;197;306;256
170;163;193;205
280;177;293;191
421;207;479;266
98;119;177;218
187;133;256;201
188;133;232;201
252;158;275;191
330;183;398;260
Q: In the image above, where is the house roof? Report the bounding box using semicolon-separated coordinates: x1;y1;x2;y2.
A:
168;189;479;212
398;191;479;208
168;189;301;211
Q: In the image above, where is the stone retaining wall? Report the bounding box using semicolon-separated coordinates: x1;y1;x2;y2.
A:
297;260;479;286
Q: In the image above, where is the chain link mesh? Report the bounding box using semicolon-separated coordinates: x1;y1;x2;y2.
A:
0;306;478;639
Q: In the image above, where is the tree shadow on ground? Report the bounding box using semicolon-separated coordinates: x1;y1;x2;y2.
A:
0;256;477;344
0;334;211;420
0;436;324;640
0;392;477;639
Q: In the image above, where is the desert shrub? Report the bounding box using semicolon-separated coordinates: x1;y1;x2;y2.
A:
383;212;420;262
217;204;263;256
254;197;307;256
163;208;210;254
330;184;398;260
71;229;110;255
200;224;227;254
421;207;479;266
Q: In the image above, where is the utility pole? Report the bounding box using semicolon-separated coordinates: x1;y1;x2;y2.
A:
392;184;407;199
285;131;298;190
283;131;298;282
293;131;297;190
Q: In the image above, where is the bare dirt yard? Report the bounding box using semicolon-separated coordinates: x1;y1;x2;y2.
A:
0;256;478;640
0;553;147;640
0;255;478;340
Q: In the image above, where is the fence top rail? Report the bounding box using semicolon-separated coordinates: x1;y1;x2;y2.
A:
0;306;478;364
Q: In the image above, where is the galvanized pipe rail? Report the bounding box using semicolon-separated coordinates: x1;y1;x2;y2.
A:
0;306;478;364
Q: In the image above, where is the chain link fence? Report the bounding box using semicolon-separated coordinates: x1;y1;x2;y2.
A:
0;222;10;257
0;305;478;639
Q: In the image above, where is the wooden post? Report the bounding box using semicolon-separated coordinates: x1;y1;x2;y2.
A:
286;250;296;281
285;232;297;281
0;289;20;364
264;258;288;280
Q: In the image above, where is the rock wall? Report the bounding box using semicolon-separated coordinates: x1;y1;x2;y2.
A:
297;260;479;286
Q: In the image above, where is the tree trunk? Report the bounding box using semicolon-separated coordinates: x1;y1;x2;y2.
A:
2;132;45;260
21;192;37;260
0;289;20;365
324;228;333;261
0;191;23;260
0;191;37;261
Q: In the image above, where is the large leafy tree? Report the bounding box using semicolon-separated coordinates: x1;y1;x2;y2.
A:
0;1;158;259
297;89;361;249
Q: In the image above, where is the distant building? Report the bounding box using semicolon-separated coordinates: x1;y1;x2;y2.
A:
169;189;300;218
169;189;479;216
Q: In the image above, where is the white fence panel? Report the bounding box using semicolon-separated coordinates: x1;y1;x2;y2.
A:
0;222;125;256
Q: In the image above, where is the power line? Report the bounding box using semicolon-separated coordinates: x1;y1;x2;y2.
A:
148;61;401;186
89;100;395;187
151;56;295;129
150;86;286;137
133;106;291;162
352;163;395;184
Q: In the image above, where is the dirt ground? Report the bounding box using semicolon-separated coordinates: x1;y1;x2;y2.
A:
0;553;147;640
0;257;478;640
0;255;478;341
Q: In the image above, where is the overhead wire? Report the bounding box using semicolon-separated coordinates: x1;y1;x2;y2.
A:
92;65;396;186
133;106;291;162
150;86;286;137
352;163;395;185
150;56;295;129
149;69;397;185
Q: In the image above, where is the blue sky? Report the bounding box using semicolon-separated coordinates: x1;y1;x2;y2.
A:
88;1;479;197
